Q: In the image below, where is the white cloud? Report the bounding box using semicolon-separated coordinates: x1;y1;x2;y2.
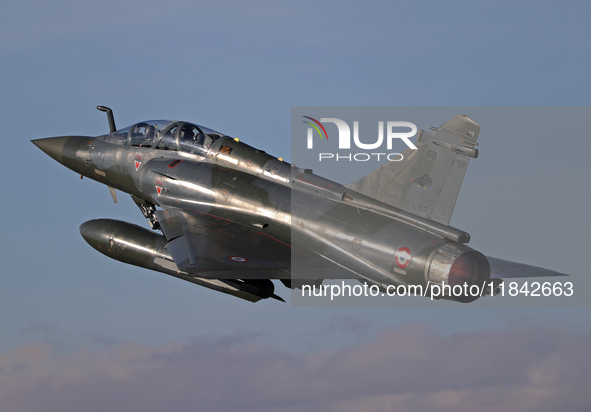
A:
1;324;590;412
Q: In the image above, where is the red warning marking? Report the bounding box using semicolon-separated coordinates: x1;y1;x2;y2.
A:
168;160;182;168
156;186;163;195
395;247;411;268
134;154;143;172
228;256;248;263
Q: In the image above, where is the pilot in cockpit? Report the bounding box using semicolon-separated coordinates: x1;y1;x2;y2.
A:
146;125;155;137
180;124;198;144
131;123;157;147
179;124;208;155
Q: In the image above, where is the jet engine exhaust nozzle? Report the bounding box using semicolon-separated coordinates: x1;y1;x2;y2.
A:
427;244;491;303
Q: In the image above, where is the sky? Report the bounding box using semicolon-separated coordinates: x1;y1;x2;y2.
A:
1;0;591;411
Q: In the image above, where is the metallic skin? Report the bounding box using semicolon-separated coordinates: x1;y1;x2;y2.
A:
32;107;568;303
31;136;70;165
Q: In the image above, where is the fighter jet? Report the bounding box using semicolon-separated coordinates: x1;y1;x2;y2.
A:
32;106;567;303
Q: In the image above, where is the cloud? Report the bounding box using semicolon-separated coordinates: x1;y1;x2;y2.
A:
0;324;590;412
319;314;373;339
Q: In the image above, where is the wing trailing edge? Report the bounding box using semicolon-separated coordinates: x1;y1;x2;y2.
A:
487;256;569;279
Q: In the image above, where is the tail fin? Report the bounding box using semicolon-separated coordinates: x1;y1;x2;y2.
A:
345;114;480;226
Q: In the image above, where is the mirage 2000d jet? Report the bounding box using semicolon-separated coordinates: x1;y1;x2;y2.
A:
32;106;567;303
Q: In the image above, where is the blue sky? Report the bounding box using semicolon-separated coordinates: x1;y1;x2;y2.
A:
2;1;591;410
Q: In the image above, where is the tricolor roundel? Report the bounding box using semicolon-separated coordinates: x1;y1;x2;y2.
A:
228;256;249;263
395;247;411;268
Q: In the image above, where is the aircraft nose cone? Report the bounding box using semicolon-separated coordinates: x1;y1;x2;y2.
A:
31;136;70;164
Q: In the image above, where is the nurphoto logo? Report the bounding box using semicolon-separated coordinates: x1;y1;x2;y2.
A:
303;116;418;162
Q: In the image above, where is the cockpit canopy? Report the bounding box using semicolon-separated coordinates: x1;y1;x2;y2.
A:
103;120;228;156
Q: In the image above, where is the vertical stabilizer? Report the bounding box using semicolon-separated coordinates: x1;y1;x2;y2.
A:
345;114;480;226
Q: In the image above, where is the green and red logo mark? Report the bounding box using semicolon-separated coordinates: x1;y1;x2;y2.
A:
303;116;329;149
